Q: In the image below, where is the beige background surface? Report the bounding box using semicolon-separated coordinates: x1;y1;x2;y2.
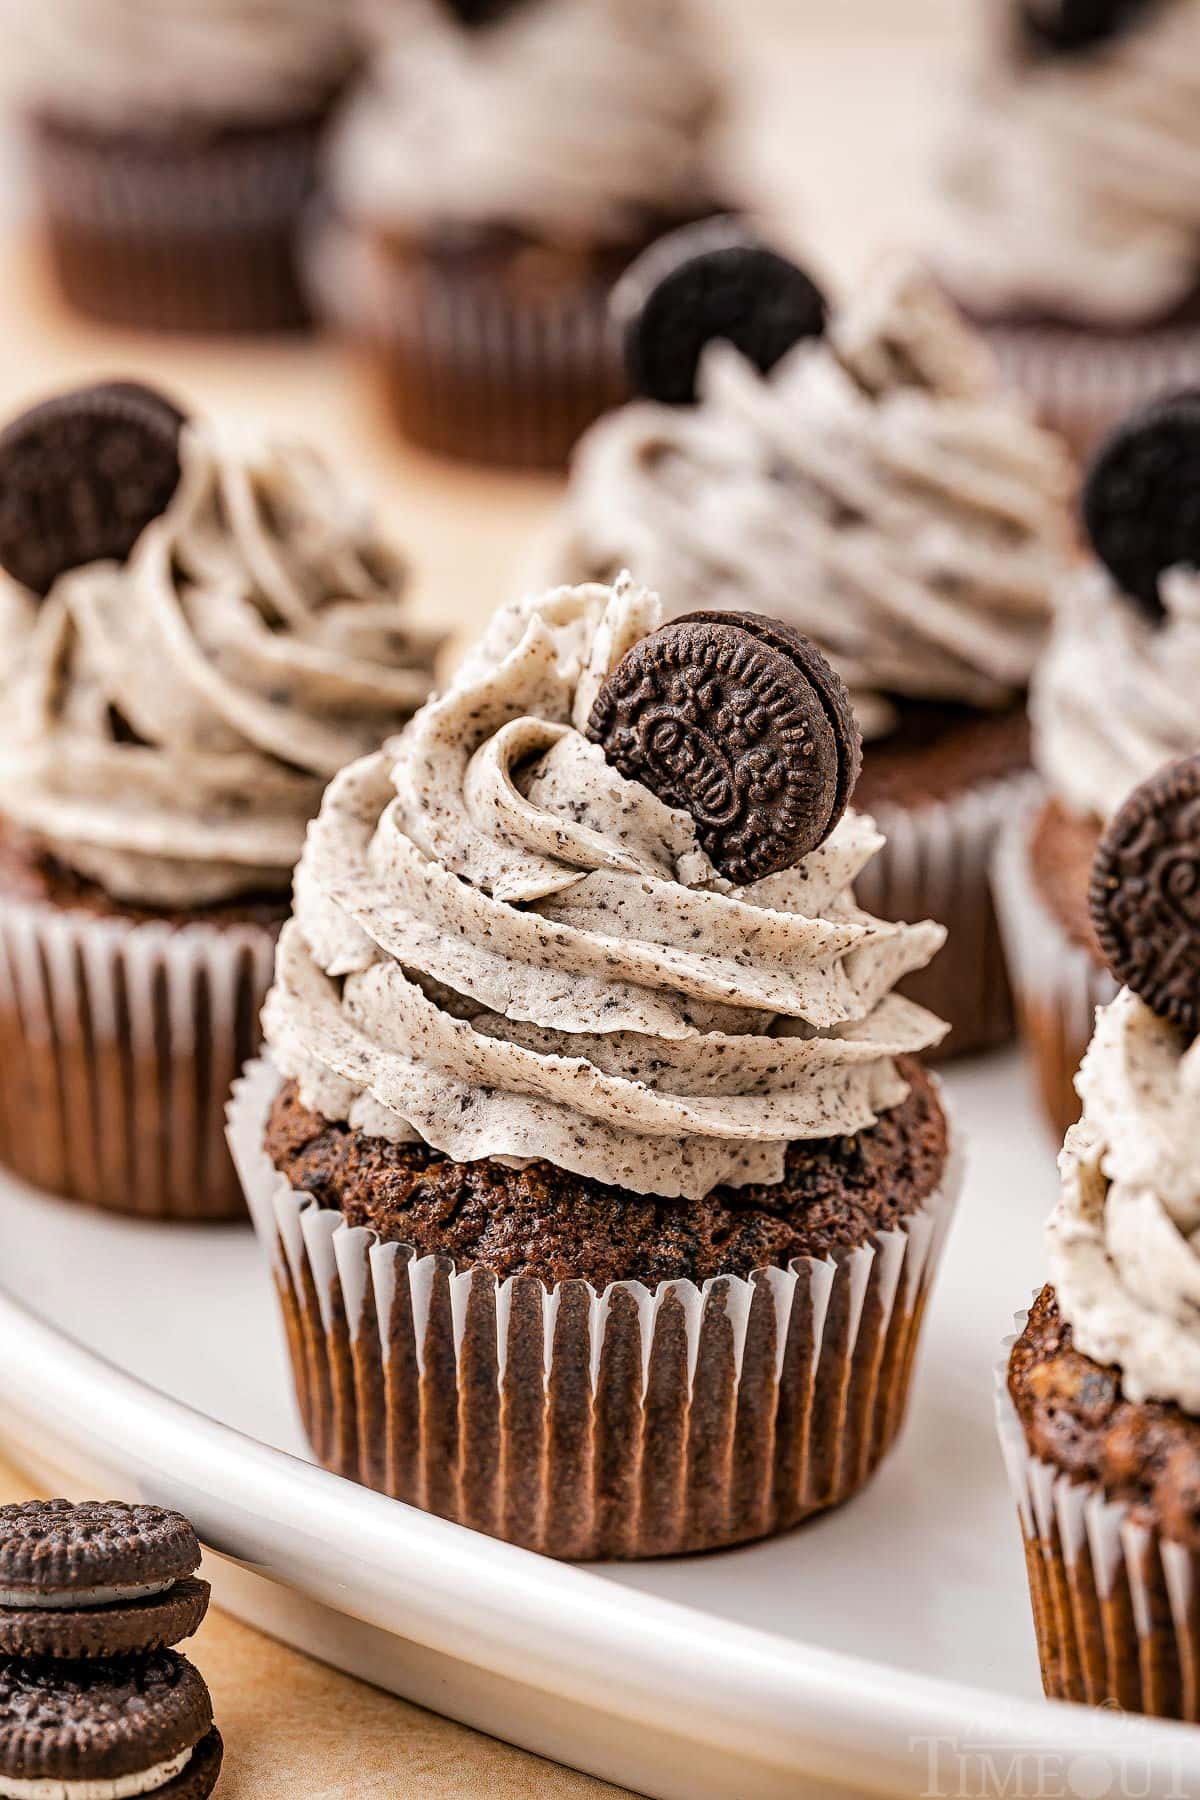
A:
0;2;967;1794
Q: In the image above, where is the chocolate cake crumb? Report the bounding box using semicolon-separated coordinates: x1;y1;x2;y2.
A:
1009;1287;1200;1550
264;1057;949;1287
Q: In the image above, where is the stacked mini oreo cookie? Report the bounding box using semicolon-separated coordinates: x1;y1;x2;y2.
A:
0;1500;222;1797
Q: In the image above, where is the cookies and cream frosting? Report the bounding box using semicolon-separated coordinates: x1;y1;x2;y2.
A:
546;262;1075;740
1031;565;1200;822
329;0;724;245
1050;988;1200;1411
263;577;948;1202
0;423;439;908
0;0;356;126
935;2;1200;327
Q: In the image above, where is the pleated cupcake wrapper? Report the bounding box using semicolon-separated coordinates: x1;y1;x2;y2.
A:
990;798;1116;1142
854;768;1038;1061
305;214;627;469
0;895;277;1220
30;112;323;331
983;321;1200;460
229;1057;962;1560
996;1322;1200;1720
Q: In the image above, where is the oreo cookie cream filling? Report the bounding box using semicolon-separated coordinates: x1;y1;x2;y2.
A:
264;577;948;1202
0;1746;195;1799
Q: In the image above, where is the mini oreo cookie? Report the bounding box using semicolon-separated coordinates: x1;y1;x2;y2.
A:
443;0;527;23
1089;753;1200;1036
613;218;828;407
0;1501;208;1660
0;1654;220;1797
587;611;862;884
0;381;186;596
1082;388;1200;620
1019;0;1150;52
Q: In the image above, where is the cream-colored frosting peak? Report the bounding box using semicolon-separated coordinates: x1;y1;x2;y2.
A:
1032;564;1200;822
263;577;947;1202
1;0;356;126
329;0;724;244
545;261;1075;739
0;423;440;908
1050;988;1200;1411
935;1;1200;326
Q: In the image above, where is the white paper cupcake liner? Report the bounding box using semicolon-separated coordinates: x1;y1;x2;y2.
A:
0;894;278;1220
229;1057;963;1560
305;213;627;469
991;798;1116;1140
996;1317;1200;1719
983;321;1200;460
855;769;1039;1061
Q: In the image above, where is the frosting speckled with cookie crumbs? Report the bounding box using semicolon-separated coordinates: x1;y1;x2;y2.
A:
545;260;1075;740
263;578;947;1202
1031;564;1200;823
328;0;725;246
933;0;1200;328
0;0;357;127
0;422;441;908
1050;989;1200;1411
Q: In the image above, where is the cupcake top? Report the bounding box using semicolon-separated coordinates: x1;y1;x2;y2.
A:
1032;390;1200;821
328;0;725;246
548;252;1075;741
1032;564;1200;821
1053;987;1200;1411
2;0;357;128
0;387;440;910
934;1;1200;328
263;578;947;1203
1050;754;1200;1411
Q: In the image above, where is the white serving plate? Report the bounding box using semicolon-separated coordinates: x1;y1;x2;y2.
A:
0;1050;1194;1800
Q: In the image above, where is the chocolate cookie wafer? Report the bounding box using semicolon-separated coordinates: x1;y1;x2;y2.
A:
0;1654;221;1798
0;1503;209;1661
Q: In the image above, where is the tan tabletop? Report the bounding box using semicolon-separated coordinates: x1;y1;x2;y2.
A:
0;5;961;1794
0;1450;626;1798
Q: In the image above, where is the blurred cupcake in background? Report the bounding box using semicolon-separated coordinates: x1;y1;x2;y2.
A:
2;0;360;332
0;381;441;1221
993;389;1200;1138
998;755;1200;1717
932;0;1200;455
540;230;1078;1056
310;0;736;469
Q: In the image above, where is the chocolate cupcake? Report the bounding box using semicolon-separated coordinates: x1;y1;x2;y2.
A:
0;381;441;1221
992;390;1200;1137
7;0;359;332
229;578;961;1559
308;0;735;468
931;0;1200;456
999;754;1200;1716
540;244;1077;1056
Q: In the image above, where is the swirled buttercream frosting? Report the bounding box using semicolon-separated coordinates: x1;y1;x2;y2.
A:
1050;988;1200;1411
546;261;1075;739
934;1;1200;327
0;423;440;908
1032;564;1200;822
0;0;357;127
328;0;725;245
263;578;948;1202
